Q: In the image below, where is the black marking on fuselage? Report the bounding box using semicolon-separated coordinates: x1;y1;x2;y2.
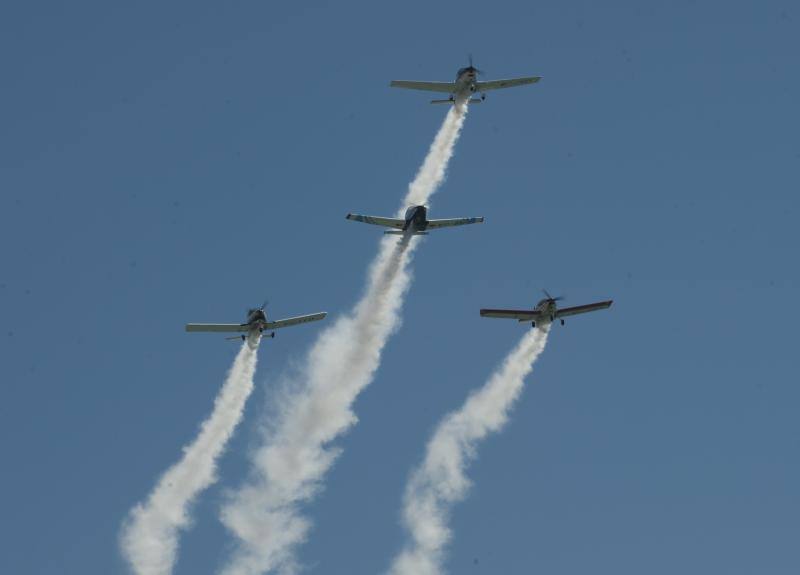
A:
403;205;429;231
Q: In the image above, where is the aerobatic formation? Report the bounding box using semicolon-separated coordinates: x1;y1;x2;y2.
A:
120;59;613;575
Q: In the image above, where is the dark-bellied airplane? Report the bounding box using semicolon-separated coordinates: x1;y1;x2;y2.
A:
390;56;541;104
186;302;326;347
480;290;612;327
346;205;483;235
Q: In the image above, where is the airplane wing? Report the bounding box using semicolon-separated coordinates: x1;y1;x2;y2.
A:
390;80;456;93
426;217;484;229
186;323;248;333
346;213;406;229
264;312;327;331
555;300;613;319
479;308;540;321
475;76;541;92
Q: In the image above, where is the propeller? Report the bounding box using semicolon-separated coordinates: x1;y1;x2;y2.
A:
542;289;565;302
246;299;269;317
468;53;484;75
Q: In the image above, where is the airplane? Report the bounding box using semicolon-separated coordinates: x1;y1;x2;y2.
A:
480;290;613;327
345;205;483;235
390;55;541;104
185;302;327;347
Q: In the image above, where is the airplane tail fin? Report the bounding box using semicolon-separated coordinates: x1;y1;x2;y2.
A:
383;230;428;236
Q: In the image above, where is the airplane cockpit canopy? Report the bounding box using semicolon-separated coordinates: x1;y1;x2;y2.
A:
456;66;476;78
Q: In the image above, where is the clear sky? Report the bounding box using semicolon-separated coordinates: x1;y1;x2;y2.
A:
1;1;798;573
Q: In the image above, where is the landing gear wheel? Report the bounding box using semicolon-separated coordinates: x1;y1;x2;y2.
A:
560;319;565;326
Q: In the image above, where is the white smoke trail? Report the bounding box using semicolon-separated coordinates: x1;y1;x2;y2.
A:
403;102;469;210
388;327;550;575
218;104;468;575
120;343;259;575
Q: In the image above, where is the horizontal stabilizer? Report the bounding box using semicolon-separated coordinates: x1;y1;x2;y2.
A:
430;98;483;105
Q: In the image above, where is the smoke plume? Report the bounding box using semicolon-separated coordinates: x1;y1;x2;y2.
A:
120;343;258;575
388;327;550;575
219;104;468;575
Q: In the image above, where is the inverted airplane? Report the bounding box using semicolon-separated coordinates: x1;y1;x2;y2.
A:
346;205;483;235
390;56;541;104
186;302;327;347
480;290;612;327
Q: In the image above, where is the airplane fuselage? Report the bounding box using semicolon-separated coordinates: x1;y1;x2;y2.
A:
186;304;323;348
246;308;267;327
534;299;559;323
452;66;480;100
481;294;612;328
242;308;269;346
403;205;430;231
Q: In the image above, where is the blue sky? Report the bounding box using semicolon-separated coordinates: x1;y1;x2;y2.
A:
1;1;798;573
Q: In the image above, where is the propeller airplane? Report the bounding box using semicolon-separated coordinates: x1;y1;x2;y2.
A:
186;301;327;348
346;205;483;235
390;55;541;104
480;290;613;327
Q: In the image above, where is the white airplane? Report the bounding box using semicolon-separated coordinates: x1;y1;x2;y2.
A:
186;302;326;347
390;56;541;104
346;205;483;235
480;290;612;327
